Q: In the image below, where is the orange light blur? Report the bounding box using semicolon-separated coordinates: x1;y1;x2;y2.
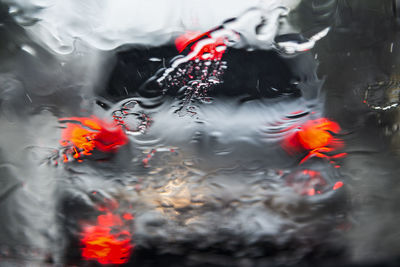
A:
333;181;344;190
59;116;128;161
307;188;316;196
282;118;345;164
297;119;341;150
80;211;134;265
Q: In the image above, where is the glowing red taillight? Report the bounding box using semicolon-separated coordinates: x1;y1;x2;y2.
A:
59;116;128;161
80;204;134;265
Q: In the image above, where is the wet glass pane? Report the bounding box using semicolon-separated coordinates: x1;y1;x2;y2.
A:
0;0;399;266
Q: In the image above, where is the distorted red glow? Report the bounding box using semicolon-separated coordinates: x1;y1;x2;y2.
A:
286;169;344;196
97;198;119;212
297;119;341;150
289;110;305;115
175;30;227;60
282;118;346;164
175;30;204;52
303;170;325;196
80;205;134;265
286;169;327;196
307;188;316;196
59;116;128;161
123;213;134;221
333;181;344;190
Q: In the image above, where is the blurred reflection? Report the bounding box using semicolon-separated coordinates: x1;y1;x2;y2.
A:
1;0;400;266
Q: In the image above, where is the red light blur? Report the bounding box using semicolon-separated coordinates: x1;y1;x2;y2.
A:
282;118;345;164
175;31;227;61
175;30;205;52
297;119;341;150
333;181;344;190
286;169;344;195
123;213;134;221
59;116;128;161
80;207;134;265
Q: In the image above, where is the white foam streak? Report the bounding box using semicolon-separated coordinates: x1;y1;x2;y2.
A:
7;0;301;53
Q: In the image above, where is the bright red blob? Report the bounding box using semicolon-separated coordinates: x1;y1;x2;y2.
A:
59;116;128;161
175;30;204;52
175;30;227;60
282;118;345;164
333;181;344;190
123;213;134;221
297;119;341;150
307;188;316;196
80;210;134;265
